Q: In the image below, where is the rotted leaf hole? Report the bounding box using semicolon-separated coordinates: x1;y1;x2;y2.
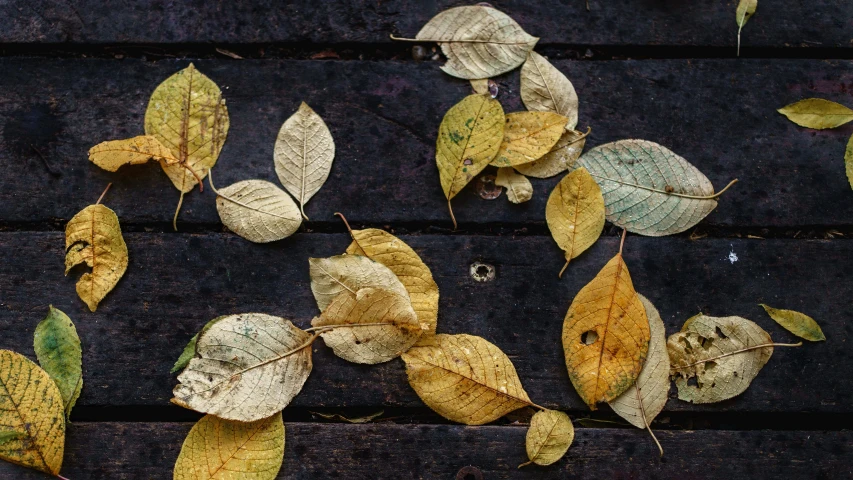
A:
456;466;483;480
470;262;496;282
580;330;598;345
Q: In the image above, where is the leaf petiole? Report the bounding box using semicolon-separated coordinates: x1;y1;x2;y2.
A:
671;341;802;370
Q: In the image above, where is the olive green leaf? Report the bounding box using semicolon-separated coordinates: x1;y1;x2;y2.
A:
778;98;853;130
760;304;825;342
520;51;578;129
846;133;853;190
515;128;588;179
170;316;228;374
520;409;574;467
309;254;409;313
0;431;24;444
211;175;302;243
33;306;83;419
495;167;533;204
736;0;757;56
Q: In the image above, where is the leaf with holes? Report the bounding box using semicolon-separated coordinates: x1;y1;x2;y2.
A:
172;313;314;422
173;413;284;480
760;304;825;342
213;177;302;243
515;128;588;179
491;112;568;167
778;98;853;130
546;167;605;277
34;306;82;419
520;51;578;129
88;135;180;172
274;102;335;220
736;0;757;56
495;167;533;204
521;409;574;467
309;254;409;313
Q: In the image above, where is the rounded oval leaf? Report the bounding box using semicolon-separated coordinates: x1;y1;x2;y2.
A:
760;304;825;342
495;167;533;204
777;98;853;130
522;409;574;467
515;129;587;179
546;167;605;276
520;51;578;129
491;112;568;167
309;254;409;313
215;179;302;243
33;306;83;419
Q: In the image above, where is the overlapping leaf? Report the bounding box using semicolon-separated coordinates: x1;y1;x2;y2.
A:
521;409;574;467
88;135;179;172
760;304;825;342
33;306;83;419
520;51;578;129
778;98;853;129
171;316;228;374
546;167;605;277
515;129;587;179
495;167;533;204
213;178;302;243
491;112;568;167
309;254;409;313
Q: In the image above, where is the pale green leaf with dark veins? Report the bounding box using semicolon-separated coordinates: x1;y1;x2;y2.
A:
171;316;228;374
33;306;82;419
760;304;825;342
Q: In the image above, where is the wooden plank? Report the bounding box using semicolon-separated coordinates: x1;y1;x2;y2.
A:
0;232;849;413
1;1;851;48
1;58;852;228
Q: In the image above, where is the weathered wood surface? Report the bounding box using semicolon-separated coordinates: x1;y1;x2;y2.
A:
1;0;852;49
2;58;853;228
1;232;849;413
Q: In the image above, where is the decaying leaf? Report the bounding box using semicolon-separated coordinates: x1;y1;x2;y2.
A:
846;133;853;190
736;0;757;56
520;51;579;129
394;5;538;79
0;350;65;476
777;98;853;130
495;167;533;204
65;203;129;312
172;313;314;422
173;413;284;480
312;410;384;423
491;112;568;167
470;79;489;95
436;94;505;228
520;409;574;467
760;304;825;342
312;287;423;364
212;175;302;243
577;140;736;236
33;306;82;419
562;235;650;409
88;135;179;172
274;102;336;220
515;128;588;179
309;254;409;313
546;167;605;277
402;334;536;425
171;316;228;374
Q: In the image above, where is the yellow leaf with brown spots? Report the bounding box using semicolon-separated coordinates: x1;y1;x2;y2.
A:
521;409;574;467
88;135;180;172
491;112;568;167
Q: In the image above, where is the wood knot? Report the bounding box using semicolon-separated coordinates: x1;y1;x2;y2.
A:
456;466;484;480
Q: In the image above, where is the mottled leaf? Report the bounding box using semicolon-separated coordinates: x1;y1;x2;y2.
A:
760;304;825;342
491;112;568;167
736;0;757;56
495;167;533;204
520;51;578;129
213;177;302;243
88;135;179;172
309;254;409;313
515;128;588;179
546;167;605;277
778;98;853;130
33;306;82;419
520;409;574;467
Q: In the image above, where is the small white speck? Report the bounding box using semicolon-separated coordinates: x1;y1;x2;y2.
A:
728;245;738;264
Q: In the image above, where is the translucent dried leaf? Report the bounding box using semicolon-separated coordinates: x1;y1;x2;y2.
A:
173;413;284;480
846;133;853;190
520;51;578;129
777;98;853;130
402;334;532;425
521;409;574;467
88;135;179;172
65;204;128;312
495;167;533;204
515;129;587;178
491;112;568;167
736;0;757;56
470;79;489;95
33;306;82;419
668;315;773;404
411;6;538;79
214;178;302;243
312;287;423;364
760;304;825;341
562;251;650;409
171;316;228;374
0;350;65;475
309;255;409;313
274;102;335;220
546;168;605;276
172;313;313;422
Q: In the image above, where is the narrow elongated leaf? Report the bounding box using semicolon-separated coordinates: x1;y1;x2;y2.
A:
274;102;336;220
491;112;568;167
172;313;314;422
736;0;757;56
173;413;284;480
760;304;825;341
778;98;853;129
33;306;82;419
521;409;574;467
515;129;587;179
402;334;533;425
0;350;65;475
309;254;409;313
65;203;128;311
546;168;605;277
88;135;179;172
520;51;578;129
171;316;228;374
214;178;302;243
495;167;533;204
846;133;853;190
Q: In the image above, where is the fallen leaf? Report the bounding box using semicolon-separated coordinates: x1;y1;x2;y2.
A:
495;167;533;204
172;313;314;422
173;413;284;480
309;254;409;313
312;410;384;423
520;51;578;129
470;79;489;95
211;175;302;243
0;350;65;475
562;235;650;409
760;304;825;341
436;94;505;228
546;167;605;277
520;409;574;467
88;135;179;172
65;203;128;312
402;334;537;425
491;112;568;167
515;128;588;178
777;98;853;130
394;5;538;79
171;316;228;374
274;102;335;220
312;287;423;364
736;0;757;56
577;139;736;236
33;306;82;419
847;133;853;190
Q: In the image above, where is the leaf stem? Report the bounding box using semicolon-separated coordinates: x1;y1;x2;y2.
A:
304;322;401;333
671;342;802;370
208;169;300;223
173;191;185;232
558;259;570;278
57;475;70;480
528;401;547;412
448;199;458;230
389;35;419;42
634;383;663;457
95;183;112;205
335;212;368;255
618;228;627;255
587;174;739;200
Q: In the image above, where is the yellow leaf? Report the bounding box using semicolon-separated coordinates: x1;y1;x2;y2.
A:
402;334;535;425
212;177;302;243
520;409;574;467
491;111;568;167
777;98;853;130
0;350;65;476
173;413;284;480
309;254;409;313
520;51;578;129
736;0;757;56
546;168;605;277
562;241;650;409
495;167;533;204
515;128;588;179
760;304;825;341
88;135;180;172
470;79;489;95
846;133;853;190
64;203;128;312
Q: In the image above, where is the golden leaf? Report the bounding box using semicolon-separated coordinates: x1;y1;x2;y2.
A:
65;203;128;312
172;313;313;422
173;413;284;480
309;254;409;313
211;176;302;243
847;133;853;190
274;102;336;220
562;237;650;409
520;51;578;129
491;112;568;167
736;0;757;56
470;79;489;95
33;306;83;419
401;334;536;425
0;350;65;475
495;167;533;204
515;128;588;179
760;304;825;342
520;409;574;467
777;98;853;130
312;287;423;364
546;167;605;277
88;135;179;172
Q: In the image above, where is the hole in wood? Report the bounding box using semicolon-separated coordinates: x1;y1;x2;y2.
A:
470;262;495;282
475;174;501;200
456;466;483;480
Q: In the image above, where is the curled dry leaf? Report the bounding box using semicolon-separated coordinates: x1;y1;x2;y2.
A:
546;167;605;277
173;413;284;480
402;334;535;425
515;128;588;179
520;51;579;129
172;313;314;422
491;112;568;167
736;0;757;56
777;98;853;130
88;135;179;172
495;167;533;204
846;133;853;190
274;102;336;220
212;176;302;243
760;304;825;342
309;254;409;313
171;316;227;374
65;203;128;312
520;409;574;467
0;350;65;476
33;306;83;419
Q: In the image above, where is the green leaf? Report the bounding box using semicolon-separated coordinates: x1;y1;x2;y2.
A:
33;306;82;419
760;304;826;342
778;98;853;130
0;431;24;444
171;316;228;374
845;133;853;191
